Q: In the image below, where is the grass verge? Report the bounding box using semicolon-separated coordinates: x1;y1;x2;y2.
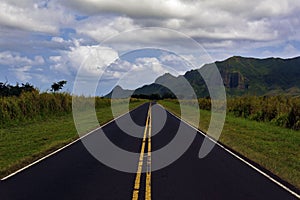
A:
0;99;146;179
159;100;300;190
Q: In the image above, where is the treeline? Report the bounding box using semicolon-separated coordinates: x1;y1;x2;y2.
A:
0;82;37;97
197;96;300;130
3;81;299;130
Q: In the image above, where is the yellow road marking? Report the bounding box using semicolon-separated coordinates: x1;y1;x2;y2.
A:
132;104;151;200
146;104;152;200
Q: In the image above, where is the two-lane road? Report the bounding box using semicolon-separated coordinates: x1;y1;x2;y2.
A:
0;103;298;199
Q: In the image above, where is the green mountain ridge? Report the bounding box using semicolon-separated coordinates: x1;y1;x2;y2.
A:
105;56;300;98
215;56;300;96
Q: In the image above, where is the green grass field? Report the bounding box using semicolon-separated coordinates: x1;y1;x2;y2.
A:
0;99;146;179
1;95;299;190
158;100;300;189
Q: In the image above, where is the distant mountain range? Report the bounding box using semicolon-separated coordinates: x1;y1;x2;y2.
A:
105;56;300;98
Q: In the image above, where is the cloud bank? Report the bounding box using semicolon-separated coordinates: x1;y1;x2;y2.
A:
0;0;299;93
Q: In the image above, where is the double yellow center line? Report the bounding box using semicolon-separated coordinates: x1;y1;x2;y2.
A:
132;103;152;200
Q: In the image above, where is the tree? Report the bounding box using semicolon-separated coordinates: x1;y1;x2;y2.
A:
0;82;36;97
51;80;67;92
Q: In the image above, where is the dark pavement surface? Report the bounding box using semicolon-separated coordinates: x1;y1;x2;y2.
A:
0;102;298;199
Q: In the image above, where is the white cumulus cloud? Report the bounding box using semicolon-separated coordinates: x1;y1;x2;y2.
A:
0;51;44;66
50;44;119;78
0;0;74;34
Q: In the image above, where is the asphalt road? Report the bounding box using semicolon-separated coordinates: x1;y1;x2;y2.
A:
0;102;298;199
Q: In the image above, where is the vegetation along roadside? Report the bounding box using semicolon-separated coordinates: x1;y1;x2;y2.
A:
159;98;300;190
0;90;146;179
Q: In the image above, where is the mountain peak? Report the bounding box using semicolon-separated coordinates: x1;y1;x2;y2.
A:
104;85;133;98
155;73;177;84
113;85;123;90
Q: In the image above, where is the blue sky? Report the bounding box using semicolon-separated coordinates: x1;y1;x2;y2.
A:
0;0;300;95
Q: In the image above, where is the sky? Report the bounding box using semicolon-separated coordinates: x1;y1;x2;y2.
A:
0;0;300;95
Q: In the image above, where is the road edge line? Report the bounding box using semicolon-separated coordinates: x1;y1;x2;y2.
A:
1;103;148;181
157;104;300;199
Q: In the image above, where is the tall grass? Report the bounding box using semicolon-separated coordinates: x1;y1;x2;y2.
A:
0;91;72;127
227;96;300;130
0;91;144;128
179;96;300;130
